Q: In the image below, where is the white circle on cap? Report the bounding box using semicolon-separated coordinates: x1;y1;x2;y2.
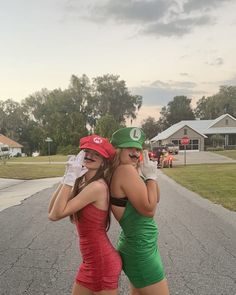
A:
130;128;141;141
93;137;103;144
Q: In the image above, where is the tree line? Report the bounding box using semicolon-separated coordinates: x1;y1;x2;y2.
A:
141;85;236;139
0;74;141;155
0;73;235;155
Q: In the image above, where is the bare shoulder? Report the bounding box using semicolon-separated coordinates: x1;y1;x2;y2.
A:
85;179;107;197
115;164;137;176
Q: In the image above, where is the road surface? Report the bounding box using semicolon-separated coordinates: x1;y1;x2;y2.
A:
0;169;235;295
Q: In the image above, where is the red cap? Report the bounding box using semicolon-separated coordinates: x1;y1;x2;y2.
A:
79;134;115;160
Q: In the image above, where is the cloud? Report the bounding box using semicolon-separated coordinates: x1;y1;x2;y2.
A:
219;74;236;86
129;105;162;126
206;57;224;66
131;79;202;107
142;15;212;37
90;0;173;23
67;0;232;37
183;0;231;13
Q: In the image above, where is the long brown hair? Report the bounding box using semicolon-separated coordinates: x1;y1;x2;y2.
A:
109;148;121;176
69;158;113;230
109;148;142;176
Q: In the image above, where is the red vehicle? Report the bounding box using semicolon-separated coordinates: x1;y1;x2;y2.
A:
148;151;155;161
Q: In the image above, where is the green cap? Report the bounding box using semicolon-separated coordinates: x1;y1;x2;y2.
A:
111;127;146;149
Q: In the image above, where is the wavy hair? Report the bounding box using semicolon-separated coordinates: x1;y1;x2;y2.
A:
69;158;113;230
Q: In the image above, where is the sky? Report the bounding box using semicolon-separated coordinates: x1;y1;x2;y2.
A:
1;0;236;126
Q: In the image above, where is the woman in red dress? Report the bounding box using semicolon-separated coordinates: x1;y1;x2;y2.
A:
48;135;122;295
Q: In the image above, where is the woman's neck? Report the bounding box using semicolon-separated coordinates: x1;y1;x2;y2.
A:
85;169;97;182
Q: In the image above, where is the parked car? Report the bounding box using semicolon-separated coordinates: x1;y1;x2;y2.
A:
165;143;179;154
0;144;10;162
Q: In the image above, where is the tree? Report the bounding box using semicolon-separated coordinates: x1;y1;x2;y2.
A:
92;74;142;124
141;117;161;140
22;87;88;152
95;115;123;139
0;99;29;142
3;73;143;154
0;101;7;134
158;96;195;129
195;86;236;119
195;96;222;119
210;134;225;148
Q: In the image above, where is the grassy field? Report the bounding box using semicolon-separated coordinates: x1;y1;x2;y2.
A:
8;155;67;162
1;153;236;212
162;163;236;211
0;163;65;179
213;150;236;160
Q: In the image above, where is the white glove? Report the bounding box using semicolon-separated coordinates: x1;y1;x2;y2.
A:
62;150;87;186
140;150;157;181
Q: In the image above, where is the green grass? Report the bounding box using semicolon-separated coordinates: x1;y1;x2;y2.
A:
8;155;67;162
2;154;236;212
213;150;236;160
0;163;65;179
162;163;236;211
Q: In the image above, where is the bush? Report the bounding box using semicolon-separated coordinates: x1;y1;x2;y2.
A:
206;147;225;151
57;145;79;155
225;146;236;150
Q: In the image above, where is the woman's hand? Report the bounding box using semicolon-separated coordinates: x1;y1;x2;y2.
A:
62;151;87;186
140;150;157;181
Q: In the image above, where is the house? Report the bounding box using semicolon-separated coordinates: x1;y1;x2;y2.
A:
0;134;23;156
150;114;236;151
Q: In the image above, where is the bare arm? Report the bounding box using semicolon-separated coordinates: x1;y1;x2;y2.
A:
48;183;63;214
48;181;106;221
116;165;158;217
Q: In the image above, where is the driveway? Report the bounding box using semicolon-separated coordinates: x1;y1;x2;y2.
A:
173;151;236;165
0;177;61;212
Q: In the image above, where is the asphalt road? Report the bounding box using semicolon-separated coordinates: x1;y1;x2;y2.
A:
1;167;236;295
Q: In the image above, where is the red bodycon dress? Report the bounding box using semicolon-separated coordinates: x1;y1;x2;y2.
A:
75;201;122;292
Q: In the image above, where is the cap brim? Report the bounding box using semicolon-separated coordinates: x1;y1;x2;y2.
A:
80;143;109;159
117;142;143;149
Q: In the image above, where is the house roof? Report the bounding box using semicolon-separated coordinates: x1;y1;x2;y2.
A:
151;113;236;142
208;113;236;128
0;134;23;148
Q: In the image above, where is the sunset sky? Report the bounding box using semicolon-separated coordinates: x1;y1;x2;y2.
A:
1;0;236;125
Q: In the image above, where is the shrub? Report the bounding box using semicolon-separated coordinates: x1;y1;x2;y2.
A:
57;145;79;155
206;147;225;151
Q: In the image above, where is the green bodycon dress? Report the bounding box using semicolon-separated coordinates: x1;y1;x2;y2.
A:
117;200;165;288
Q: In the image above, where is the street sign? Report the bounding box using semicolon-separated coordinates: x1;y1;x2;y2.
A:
45;137;53;143
45;137;53;164
181;136;190;145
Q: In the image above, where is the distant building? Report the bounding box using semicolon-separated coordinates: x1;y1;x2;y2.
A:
0;134;23;156
150;114;236;151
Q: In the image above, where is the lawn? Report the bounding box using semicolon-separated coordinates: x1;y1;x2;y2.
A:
162;163;236;211
0;163;65;179
213;150;236;160
8;155;67;162
1;155;236;212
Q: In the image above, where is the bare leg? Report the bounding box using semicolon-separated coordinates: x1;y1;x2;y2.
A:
72;282;118;295
94;289;118;295
130;279;169;295
72;282;93;295
130;283;139;295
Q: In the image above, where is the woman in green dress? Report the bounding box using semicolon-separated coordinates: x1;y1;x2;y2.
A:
110;127;170;295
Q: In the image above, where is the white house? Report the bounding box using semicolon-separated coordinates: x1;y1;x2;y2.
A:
150;114;236;151
0;134;23;156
